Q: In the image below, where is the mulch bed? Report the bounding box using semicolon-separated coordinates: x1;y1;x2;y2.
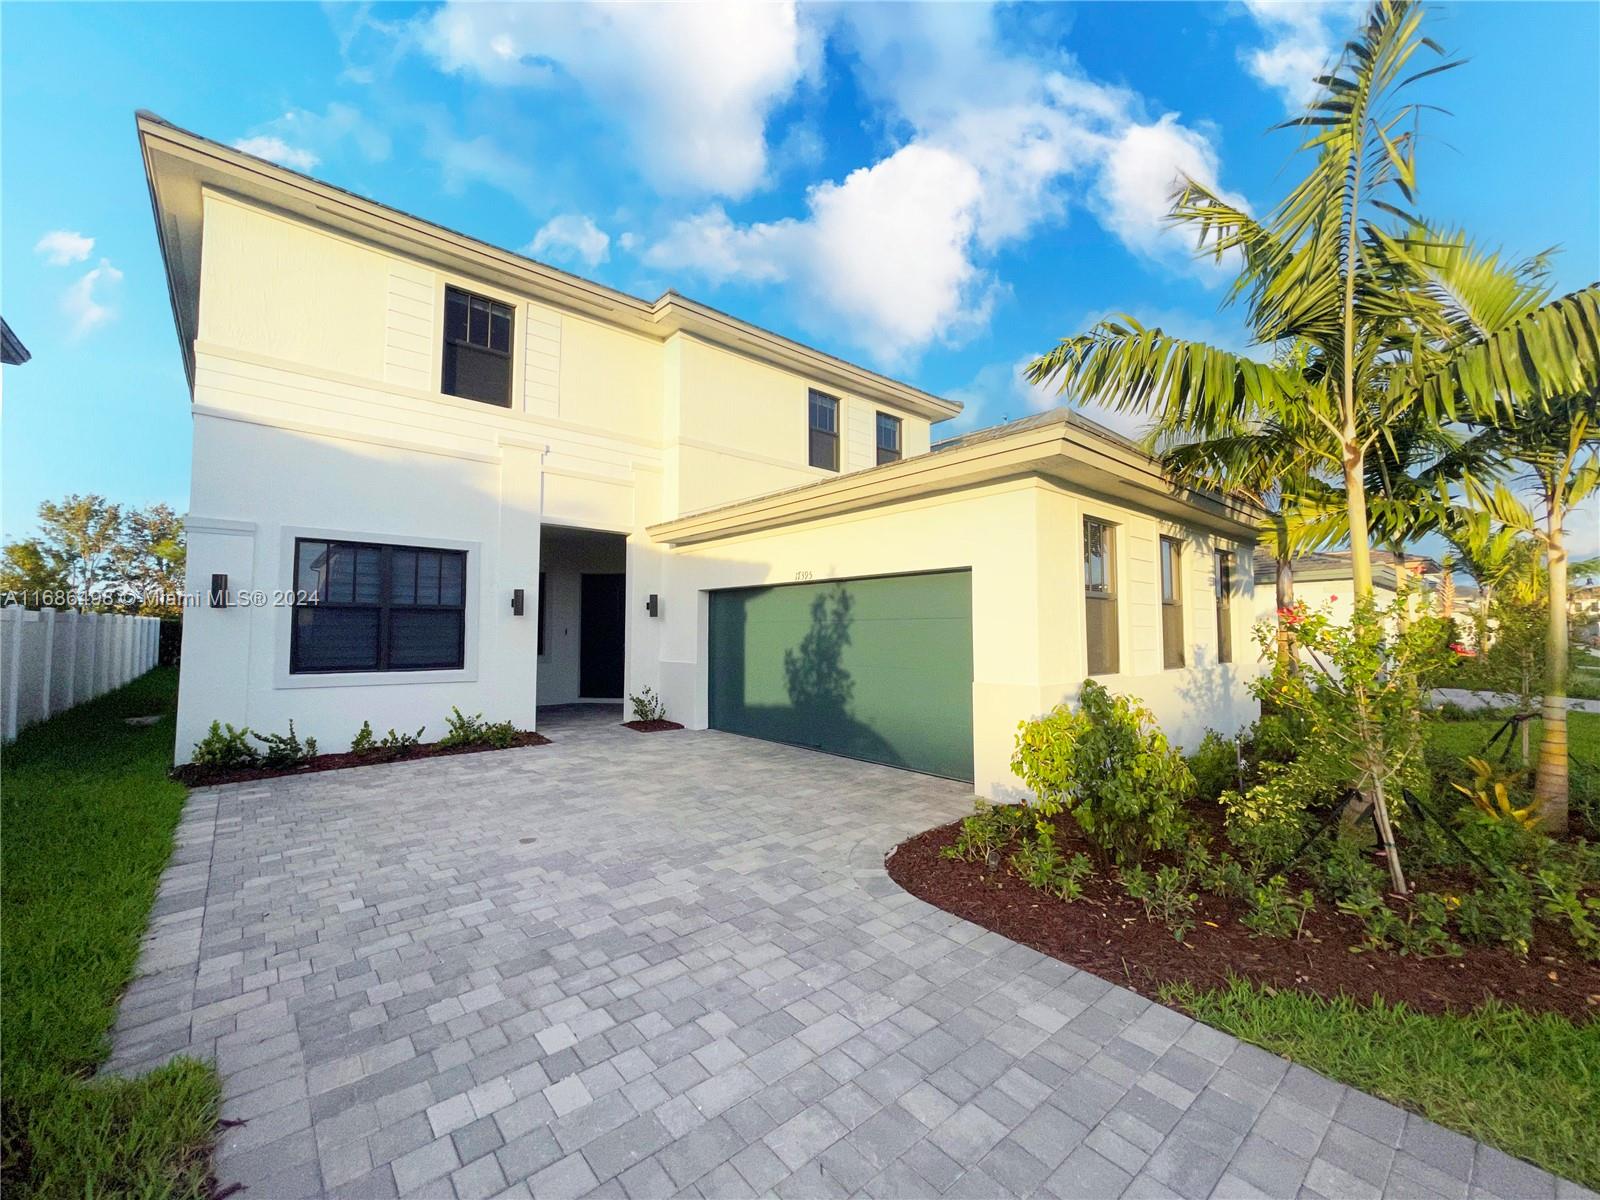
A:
887;815;1600;1022
171;731;551;787
622;719;684;733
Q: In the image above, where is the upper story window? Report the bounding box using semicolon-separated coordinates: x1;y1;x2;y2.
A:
1084;518;1119;675
291;538;466;674
443;286;513;408
1160;536;1184;669
809;389;839;471
876;412;902;465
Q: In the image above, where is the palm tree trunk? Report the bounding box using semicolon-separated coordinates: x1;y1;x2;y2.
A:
1343;440;1375;599
1533;502;1569;832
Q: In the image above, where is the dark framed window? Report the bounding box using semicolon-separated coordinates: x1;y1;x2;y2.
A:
809;389;839;471
443;286;513;407
1084;518;1119;675
876;412;902;465
1160;536;1184;669
1215;548;1235;665
291;539;466;674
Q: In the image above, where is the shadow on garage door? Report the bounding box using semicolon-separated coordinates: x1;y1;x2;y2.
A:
707;569;974;782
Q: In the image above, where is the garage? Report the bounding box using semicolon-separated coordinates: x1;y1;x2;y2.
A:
708;570;974;781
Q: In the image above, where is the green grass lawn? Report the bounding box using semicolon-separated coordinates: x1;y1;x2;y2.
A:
2;667;219;1198
1164;981;1600;1189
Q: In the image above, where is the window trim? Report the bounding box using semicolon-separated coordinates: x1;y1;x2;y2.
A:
1160;535;1184;670
875;411;902;465
808;388;840;471
1084;517;1120;676
441;284;516;408
273;527;481;691
290;537;467;675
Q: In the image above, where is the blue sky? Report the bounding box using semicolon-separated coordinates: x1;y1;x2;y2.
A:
3;1;1597;558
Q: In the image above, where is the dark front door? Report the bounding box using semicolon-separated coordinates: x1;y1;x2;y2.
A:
579;573;626;698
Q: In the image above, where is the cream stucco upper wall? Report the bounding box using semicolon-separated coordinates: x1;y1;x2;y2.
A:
191;191;941;529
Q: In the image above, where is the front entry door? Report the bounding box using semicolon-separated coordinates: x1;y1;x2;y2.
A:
579;573;626;698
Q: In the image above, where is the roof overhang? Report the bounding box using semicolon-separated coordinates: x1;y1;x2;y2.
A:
648;412;1267;547
135;112;961;421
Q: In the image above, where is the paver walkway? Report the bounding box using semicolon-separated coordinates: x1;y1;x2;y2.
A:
109;708;1586;1199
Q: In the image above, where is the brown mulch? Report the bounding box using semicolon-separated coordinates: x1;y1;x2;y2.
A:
622;719;684;733
171;731;551;787
886;815;1600;1022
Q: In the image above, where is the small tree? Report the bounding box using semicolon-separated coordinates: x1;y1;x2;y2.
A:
1250;590;1453;893
0;539;69;606
114;503;186;616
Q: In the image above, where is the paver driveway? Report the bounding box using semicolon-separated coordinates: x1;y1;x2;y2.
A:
109;708;1580;1200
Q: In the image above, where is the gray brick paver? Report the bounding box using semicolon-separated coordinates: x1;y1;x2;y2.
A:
106;709;1580;1199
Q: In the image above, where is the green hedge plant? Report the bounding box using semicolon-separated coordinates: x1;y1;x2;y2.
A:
1011;680;1192;865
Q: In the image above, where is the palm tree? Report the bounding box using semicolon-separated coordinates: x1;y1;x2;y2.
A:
1454;394;1600;830
1028;1;1600;607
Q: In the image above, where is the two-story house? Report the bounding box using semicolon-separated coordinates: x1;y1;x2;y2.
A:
141;113;1263;796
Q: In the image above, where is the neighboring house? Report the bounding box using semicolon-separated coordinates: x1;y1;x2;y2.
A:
1256;549;1439;628
1;317;30;365
1572;583;1600;647
140;113;1262;796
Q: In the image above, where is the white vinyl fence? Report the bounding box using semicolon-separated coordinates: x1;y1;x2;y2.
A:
0;609;161;742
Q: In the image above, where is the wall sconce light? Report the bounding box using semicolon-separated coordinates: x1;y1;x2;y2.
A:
511;588;526;616
645;593;660;618
209;573;229;608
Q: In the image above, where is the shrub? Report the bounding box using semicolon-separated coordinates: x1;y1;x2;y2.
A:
438;707;519;749
943;801;1028;864
1534;867;1600;959
1437;700;1471;721
1188;730;1241;804
190;721;257;770
630;687;667;723
1122;863;1198;942
378;726;425;759
1450;756;1537;828
350;721;377;756
1241;874;1315;939
1007;824;1095;901
252;721;317;769
1011;680;1192;865
1455;876;1534;955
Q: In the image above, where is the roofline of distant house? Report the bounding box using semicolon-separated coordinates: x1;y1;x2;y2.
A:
649;407;1266;547
134;111;963;422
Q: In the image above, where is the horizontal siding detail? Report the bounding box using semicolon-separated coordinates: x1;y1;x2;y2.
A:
383;264;434;391
845;397;874;472
524;302;562;418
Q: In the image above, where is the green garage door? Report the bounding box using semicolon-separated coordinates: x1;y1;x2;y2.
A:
708;570;974;781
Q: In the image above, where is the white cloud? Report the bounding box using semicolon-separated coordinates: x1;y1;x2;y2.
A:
527;214;611;270
62;259;123;337
34;230;94;266
649;144;998;367
1240;1;1358;112
421;2;817;197
647;4;1243;365
943;355;1062;433
234;103;391;175
233;136;320;172
1093;115;1249;277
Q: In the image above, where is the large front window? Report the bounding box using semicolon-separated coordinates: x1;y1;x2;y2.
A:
443;286;513;407
291;539;466;674
1084;518;1119;675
